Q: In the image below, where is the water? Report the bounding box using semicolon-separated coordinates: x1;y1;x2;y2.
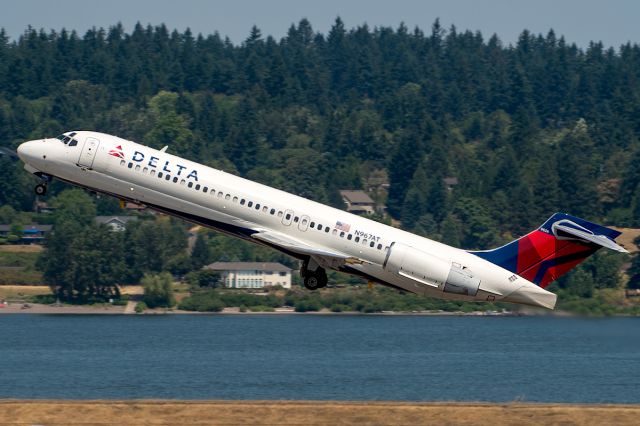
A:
0;315;639;402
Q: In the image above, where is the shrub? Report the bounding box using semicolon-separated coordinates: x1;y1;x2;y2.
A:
135;301;147;313
142;272;176;308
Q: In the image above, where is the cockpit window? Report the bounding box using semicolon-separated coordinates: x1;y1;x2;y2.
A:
62;136;71;144
56;135;65;141
68;139;78;147
69;132;77;137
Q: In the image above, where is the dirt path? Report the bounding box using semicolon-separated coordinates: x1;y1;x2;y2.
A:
1;401;639;425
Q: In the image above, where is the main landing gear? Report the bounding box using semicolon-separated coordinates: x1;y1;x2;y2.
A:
301;260;328;290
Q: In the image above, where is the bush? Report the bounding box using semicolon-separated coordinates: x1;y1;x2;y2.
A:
294;298;321;312
178;291;224;312
135;301;147;313
142;272;176;308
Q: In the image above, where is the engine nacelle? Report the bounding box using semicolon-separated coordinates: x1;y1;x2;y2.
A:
383;242;480;296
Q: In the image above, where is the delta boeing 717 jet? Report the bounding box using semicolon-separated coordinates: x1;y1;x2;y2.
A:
16;131;628;309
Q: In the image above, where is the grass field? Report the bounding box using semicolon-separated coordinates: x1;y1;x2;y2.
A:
1;401;639;425
0;284;49;300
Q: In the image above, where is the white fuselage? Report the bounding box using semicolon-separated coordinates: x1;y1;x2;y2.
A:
17;131;557;308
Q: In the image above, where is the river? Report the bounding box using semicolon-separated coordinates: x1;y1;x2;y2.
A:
1;315;638;402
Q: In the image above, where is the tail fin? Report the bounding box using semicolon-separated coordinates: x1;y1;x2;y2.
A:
472;213;627;288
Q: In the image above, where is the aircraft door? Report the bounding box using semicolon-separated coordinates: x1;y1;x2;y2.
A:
282;209;294;226
78;137;100;168
298;215;310;231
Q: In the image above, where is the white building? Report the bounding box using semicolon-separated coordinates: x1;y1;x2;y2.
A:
204;262;293;289
95;216;138;232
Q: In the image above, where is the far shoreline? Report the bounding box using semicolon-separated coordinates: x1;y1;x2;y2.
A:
0;302;572;316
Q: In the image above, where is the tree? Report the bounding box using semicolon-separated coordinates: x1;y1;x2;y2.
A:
191;233;211;269
142;272;176;308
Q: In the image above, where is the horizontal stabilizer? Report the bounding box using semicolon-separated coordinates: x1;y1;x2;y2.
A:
552;220;628;253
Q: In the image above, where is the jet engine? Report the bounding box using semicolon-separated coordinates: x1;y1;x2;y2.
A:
383;242;480;296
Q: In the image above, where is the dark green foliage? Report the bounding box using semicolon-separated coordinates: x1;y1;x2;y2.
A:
185;269;221;288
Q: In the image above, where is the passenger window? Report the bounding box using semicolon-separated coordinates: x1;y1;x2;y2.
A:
302;219;308;226
158;172;163;178
340;232;345;237
255;204;260;210
310;222;315;228
188;182;193;188
332;229;337;236
248;201;253;207
355;237;360;242
135;165;141;171
173;177;178;183
218;192;223;198
195;184;201;190
203;186;208;193
325;227;330;233
180;180;186;186
270;208;275;215
294;216;299;223
225;194;231;200
347;234;352;240
377;244;382;250
262;206;268;213
143;167;148;173
120;160;125;166
128;163;133;169
150;170;156;176
165;174;171;180
285;213;291;220
277;211;283;218
370;241;375;247
210;189;216;195
240;199;246;205
233;197;239;203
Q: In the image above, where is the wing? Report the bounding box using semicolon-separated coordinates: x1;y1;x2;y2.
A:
250;229;367;267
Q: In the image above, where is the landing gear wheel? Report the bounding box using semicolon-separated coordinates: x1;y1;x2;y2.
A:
303;268;328;290
35;184;47;196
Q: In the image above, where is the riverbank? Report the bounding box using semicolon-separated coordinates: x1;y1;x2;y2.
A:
0;302;521;315
1;401;639;425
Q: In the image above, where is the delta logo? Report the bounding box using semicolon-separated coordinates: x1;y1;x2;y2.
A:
109;145;125;159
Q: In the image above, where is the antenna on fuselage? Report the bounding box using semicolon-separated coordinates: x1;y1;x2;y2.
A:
160;146;168;153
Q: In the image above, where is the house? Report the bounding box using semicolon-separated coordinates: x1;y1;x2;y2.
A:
95;216;138;232
443;177;459;191
339;190;376;215
0;224;52;244
204;262;293;289
34;200;55;214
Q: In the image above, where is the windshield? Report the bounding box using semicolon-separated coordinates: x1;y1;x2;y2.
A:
55;133;79;147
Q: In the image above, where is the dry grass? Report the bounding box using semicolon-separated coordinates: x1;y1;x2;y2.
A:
0;244;43;253
0;401;639;425
0;284;49;299
611;227;640;253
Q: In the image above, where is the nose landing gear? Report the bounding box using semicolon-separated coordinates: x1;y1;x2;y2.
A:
35;183;47;196
33;173;52;196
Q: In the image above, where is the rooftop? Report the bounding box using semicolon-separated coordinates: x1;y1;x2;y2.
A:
204;262;292;272
339;190;375;204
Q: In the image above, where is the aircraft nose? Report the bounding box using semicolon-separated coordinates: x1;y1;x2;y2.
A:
17;140;42;163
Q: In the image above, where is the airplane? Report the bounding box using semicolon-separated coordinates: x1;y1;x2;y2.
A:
15;131;628;309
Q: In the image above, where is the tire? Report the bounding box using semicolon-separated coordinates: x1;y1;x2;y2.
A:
303;274;320;290
303;268;328;290
35;184;47;196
